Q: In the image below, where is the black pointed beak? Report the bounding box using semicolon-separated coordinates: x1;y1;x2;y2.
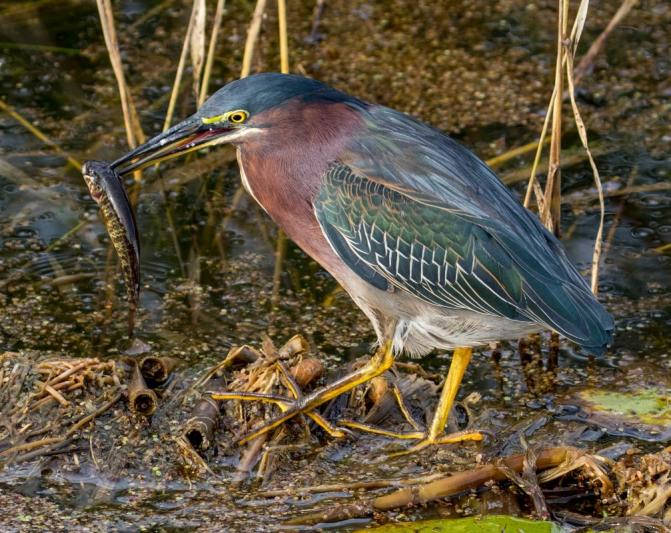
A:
111;116;232;176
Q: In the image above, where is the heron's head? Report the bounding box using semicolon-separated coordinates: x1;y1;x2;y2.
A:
112;73;353;175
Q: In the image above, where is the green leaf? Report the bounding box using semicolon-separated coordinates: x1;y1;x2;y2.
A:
359;515;565;533
579;388;671;427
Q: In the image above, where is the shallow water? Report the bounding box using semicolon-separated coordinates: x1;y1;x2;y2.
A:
0;0;670;530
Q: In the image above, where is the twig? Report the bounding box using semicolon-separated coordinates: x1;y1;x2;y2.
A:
0;41;82;56
306;0;327;43
602;167;637;260
43;384;69;407
130;0;176;29
257;472;446;498
66;392;122;436
0;436;63;458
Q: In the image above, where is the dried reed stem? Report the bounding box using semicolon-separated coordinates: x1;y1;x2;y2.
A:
163;0;201;131
95;0;145;149
501;0;637;178
198;0;227;106
574;0;639;83
271;0;290;307
566;48;605;293
190;0;206;102
277;0;289;73
287;448;576;525
540;0;568;234
241;0;268;78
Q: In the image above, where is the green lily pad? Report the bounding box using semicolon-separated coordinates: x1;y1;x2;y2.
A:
359;515;564;533
578;388;671;427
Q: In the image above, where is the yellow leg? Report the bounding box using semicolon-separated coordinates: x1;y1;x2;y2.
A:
389;346;483;455
333;346;485;454
428;347;473;440
213;341;395;445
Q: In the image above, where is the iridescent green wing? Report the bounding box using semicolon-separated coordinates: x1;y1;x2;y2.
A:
314;160;611;353
315;163;527;320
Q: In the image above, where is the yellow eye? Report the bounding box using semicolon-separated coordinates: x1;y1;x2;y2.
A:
227;110;249;124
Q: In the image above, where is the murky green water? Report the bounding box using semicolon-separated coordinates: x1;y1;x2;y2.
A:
0;0;670;530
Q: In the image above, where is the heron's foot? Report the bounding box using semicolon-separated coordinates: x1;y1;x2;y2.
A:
210;372;348;444
344;346;487;456
211;341;394;445
340;419;485;456
387;429;485;458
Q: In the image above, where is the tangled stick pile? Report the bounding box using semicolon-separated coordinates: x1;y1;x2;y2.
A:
0;353;123;465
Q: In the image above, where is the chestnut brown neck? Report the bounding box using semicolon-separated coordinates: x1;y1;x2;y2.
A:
236;98;364;271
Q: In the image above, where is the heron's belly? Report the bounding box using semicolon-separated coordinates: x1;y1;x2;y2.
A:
340;274;541;357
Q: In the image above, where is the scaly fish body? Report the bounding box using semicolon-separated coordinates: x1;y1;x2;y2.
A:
82;160;140;336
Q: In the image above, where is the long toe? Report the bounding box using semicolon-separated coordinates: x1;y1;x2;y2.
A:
387;429;486;458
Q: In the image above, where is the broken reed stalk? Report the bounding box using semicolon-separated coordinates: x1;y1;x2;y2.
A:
198;0;226;106
287;447;576;525
140;356;180;384
232;346;320;483
190;0;206;103
95;0;145;150
128;363;158;416
183;396;220;451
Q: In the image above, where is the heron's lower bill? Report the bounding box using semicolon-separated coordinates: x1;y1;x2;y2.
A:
82;160;140;337
110;118;235;176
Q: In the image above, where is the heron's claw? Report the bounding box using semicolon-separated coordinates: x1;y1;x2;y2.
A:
387;429;486;457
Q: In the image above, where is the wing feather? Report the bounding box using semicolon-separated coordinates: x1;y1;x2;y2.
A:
314;154;613;354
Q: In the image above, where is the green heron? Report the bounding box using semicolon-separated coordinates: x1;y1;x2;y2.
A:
112;73;614;452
